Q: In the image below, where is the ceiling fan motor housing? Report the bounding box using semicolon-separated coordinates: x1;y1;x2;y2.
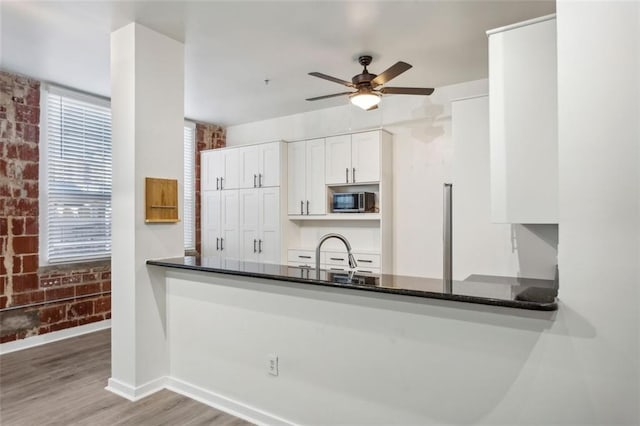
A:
353;55;376;87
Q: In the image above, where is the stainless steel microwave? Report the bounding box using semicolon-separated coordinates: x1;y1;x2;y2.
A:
332;192;376;213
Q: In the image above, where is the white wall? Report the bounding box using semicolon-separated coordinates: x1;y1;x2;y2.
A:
555;0;639;421
227;80;490;278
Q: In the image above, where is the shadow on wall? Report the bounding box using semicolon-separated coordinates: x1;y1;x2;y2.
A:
511;224;559;279
409;98;447;143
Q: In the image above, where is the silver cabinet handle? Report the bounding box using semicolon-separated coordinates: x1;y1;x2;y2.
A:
352;168;356;183
345;167;349;183
358;259;373;263
258;239;263;253
259;173;263;187
300;200;304;215
298;255;311;259
216;177;220;190
330;257;344;261
220;238;224;250
330;268;344;271
216;237;219;250
253;239;257;253
306;200;309;215
254;174;257;188
220;177;224;189
360;270;372;273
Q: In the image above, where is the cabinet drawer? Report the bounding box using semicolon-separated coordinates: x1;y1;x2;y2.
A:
324;251;349;266
352;253;380;268
288;249;319;263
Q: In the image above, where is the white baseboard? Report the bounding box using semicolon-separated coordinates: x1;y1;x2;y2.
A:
165;376;295;426
0;319;111;355
106;376;167;401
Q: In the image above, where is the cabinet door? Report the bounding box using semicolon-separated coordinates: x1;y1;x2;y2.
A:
287;141;307;215
201;190;221;257
221;149;240;190
239;189;260;262
306;138;326;215
259;187;280;264
351;131;380;183
240;146;260;189
325;135;351;184
260;142;280;187
220;190;240;260
201;150;223;191
488;17;558;223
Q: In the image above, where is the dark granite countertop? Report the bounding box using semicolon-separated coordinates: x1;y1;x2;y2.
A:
146;256;558;311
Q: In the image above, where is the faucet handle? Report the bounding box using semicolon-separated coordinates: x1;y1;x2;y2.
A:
348;253;358;269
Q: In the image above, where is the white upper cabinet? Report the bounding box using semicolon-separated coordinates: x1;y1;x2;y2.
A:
201;151;223;191
306;139;326;215
287;141;307;215
201;149;240;190
260;142;281;187
287;138;326;216
325;131;380;184
240;142;281;188
351;131;381;183
325;135;351;184
488;15;558;223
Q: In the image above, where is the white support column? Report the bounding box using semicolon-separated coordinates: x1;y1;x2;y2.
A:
108;23;184;399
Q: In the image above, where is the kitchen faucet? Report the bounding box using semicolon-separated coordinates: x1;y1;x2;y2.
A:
316;233;358;279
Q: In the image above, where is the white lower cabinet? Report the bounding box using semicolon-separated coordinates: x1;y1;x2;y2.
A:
201;190;240;261
239;187;281;264
203;188;280;264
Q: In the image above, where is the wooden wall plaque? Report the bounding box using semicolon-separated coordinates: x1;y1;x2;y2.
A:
145;177;179;223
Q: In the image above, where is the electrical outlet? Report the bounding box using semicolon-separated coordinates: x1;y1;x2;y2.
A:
268;354;279;376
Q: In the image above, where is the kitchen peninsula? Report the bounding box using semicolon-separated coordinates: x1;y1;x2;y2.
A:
148;256;558;311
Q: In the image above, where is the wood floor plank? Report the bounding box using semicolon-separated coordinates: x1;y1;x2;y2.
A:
0;330;253;426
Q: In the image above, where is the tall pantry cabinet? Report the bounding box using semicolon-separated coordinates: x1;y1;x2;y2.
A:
201;141;286;264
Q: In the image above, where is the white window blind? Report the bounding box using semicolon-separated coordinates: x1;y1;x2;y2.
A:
45;89;112;263
184;122;196;251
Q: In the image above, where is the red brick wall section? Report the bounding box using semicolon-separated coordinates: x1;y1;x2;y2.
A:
194;122;225;255
0;70;111;344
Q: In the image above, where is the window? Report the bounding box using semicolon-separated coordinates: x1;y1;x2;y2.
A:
41;86;196;264
41;86;112;263
183;121;196;252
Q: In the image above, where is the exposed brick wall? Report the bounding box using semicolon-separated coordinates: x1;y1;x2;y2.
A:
194;123;225;255
0;70;111;344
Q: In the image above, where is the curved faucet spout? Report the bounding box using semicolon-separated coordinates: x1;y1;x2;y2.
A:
316;233;358;279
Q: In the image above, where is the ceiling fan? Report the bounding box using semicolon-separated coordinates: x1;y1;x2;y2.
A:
306;55;434;111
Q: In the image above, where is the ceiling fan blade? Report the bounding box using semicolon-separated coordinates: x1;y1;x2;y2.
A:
371;62;412;86
306;92;353;101
308;72;355;88
380;87;434;95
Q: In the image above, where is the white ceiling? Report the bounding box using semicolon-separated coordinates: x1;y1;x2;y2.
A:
1;1;555;127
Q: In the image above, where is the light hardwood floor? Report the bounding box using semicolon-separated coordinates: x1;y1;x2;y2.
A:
0;329;253;426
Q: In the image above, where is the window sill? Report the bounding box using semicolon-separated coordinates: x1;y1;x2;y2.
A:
39;258;111;274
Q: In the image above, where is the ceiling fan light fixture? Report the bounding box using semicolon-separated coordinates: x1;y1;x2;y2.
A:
350;92;381;110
